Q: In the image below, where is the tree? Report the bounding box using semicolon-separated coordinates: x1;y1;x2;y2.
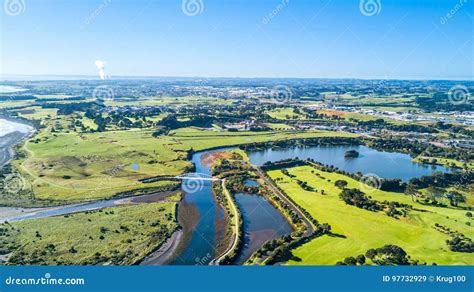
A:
344;150;360;158
365;248;377;260
404;183;418;202
426;186;445;203
317;223;331;234
343;256;357;265
335;179;348;189
373;245;410;265
354;255;365;265
445;191;466;207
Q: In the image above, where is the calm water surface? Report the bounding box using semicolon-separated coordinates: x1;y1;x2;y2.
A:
248;145;449;182
233;193;292;264
171;148;293;265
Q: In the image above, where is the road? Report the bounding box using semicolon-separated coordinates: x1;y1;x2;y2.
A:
254;166;314;237
253;166;315;264
211;179;241;265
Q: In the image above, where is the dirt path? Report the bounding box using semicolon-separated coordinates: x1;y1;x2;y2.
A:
210;179;240;265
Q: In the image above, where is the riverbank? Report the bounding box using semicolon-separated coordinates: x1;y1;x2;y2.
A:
168;148;234;265
210;179;242;265
139;228;184;265
0;115;35;168
1;195;181;265
0;132;27;167
0;190;178;222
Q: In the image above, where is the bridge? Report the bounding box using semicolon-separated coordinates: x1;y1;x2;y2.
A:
139;173;222;184
173;175;221;182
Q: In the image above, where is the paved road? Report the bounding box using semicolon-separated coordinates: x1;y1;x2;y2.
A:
253;166;315;264
254;167;314;236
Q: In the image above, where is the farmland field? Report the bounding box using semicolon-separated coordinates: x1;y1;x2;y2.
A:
268;166;473;265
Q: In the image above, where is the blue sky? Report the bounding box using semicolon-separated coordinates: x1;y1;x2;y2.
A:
1;0;473;79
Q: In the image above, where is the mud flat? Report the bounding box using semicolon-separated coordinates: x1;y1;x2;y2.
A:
0;117;34;168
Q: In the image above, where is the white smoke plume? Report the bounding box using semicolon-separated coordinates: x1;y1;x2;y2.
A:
95;60;107;80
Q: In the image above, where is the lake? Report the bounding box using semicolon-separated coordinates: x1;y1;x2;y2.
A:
248;145;449;182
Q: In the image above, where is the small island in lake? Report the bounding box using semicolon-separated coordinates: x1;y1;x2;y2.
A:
344;150;360;158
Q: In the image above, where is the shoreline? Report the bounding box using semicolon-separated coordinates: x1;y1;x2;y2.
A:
0;190;178;222
138;228;184;265
139;196;200;266
0;131;27;167
0;115;36;168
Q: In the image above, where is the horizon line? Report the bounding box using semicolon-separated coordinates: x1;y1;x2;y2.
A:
1;74;473;83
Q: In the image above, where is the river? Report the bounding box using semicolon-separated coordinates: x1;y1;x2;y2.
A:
233;191;292;264
1;129;453;265
0;192;173;222
169;149;228;265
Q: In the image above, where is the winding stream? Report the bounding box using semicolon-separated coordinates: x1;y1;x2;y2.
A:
0;192;172;222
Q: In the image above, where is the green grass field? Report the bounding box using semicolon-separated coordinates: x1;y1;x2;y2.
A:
170;127;356;151
16;107;59;121
318;109;379;122
13;121;357;202
413;156;474;170
264;123;295;130
268;166;473;265
15;128;188;201
265;108;306;120
104;96;234;107
1;193;180;265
